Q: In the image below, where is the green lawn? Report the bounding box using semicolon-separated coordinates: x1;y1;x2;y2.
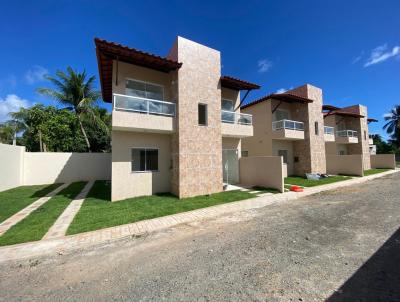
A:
364;168;390;176
285;175;352;187
0;183;62;223
0;182;87;246
67;180;257;235
252;186;280;194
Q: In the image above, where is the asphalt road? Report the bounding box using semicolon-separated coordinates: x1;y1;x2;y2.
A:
1;173;399;302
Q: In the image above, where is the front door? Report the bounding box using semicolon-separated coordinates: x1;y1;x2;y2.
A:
222;149;239;184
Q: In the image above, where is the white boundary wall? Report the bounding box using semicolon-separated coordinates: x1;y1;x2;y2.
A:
326;155;364;176
370;154;396;169
239;156;284;192
0;144;25;191
0;143;111;192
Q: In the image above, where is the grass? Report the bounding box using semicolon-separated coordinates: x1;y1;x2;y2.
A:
67;180;257;235
252;186;280;194
0;183;62;223
285;175;352;187
0;182;87;246
364;168;390;176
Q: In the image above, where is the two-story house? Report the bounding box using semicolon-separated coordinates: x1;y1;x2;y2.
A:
241;84;326;177
95;37;259;201
323;105;371;170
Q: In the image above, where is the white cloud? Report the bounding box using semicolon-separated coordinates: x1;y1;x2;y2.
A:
276;87;293;94
0;94;31;122
364;44;400;67
257;59;272;73
24;65;48;84
351;51;364;64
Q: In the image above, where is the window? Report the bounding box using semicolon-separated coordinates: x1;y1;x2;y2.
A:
222;99;234;111
198;103;208;126
364;131;367;140
275;109;290;121
315;122;319;135
241;150;249;157
131;148;158;172
126;79;163;101
278;150;288;164
339;150;345;156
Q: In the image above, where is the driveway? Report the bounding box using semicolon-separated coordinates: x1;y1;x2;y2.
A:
0;173;399;301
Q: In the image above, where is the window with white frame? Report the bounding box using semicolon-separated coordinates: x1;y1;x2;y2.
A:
126;79;164;101
131;148;159;172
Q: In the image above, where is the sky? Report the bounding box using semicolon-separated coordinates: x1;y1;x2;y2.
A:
0;0;399;139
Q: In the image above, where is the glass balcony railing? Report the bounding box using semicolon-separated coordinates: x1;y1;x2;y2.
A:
113;93;175;117
272;119;304;131
221;110;252;125
336;130;358;138
324;126;334;135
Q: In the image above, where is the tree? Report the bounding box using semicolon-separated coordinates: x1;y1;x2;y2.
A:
371;134;395;154
8;104;111;152
37;67;107;152
0;122;15;144
383;105;400;148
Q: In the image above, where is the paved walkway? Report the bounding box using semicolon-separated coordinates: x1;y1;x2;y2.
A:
0;170;398;263
43;181;94;240
0;183;69;236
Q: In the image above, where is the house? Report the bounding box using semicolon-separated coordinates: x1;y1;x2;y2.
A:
241;84;326;177
323;105;371;170
95;37;260;201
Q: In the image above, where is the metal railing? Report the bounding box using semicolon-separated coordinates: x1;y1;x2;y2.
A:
113;93;176;117
221;110;252;125
324;126;334;135
336;130;358;138
272;119;304;131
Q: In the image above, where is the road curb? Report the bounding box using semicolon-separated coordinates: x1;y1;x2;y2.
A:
0;169;398;263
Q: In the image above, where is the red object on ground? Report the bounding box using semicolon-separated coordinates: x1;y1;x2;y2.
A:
290;185;304;192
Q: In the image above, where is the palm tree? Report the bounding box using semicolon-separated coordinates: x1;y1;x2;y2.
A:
383;105;400;147
37;67;106;151
0;122;15;144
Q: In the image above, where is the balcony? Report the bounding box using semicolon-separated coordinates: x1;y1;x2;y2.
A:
336;130;358;144
112;94;175;133
369;134;374;145
272;119;304;140
324;126;335;142
221;110;253;138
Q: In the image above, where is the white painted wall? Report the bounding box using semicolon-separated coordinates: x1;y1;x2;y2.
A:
0;144;25;191
24;152;111;185
239;156;284;192
0;143;111;192
326;155;364;176
370;154;396;169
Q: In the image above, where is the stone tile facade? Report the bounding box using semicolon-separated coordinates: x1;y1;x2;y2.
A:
288;84;327;175
346;105;371;170
168;37;223;198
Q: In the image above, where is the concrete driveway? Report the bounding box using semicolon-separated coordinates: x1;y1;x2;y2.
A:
0;173;399;301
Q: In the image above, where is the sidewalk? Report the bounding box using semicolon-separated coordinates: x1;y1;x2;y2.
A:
0;169;398;263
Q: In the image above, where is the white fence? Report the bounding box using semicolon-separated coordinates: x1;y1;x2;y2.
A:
0;143;111;192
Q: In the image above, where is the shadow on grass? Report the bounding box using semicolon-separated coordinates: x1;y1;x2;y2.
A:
327;227;400;301
30;183;63;198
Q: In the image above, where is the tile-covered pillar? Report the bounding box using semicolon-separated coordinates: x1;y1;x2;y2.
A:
289;84;327;175
168;37;223;198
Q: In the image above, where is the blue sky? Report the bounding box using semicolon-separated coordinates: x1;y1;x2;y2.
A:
0;0;399;139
